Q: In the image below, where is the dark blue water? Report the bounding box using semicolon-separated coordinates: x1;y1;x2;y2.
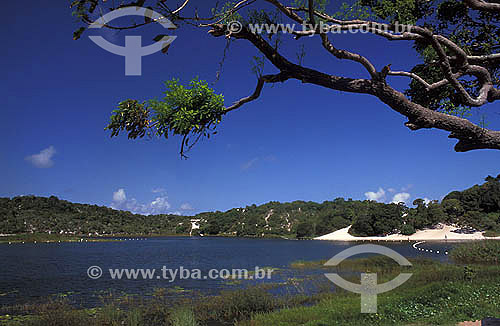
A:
0;237;457;306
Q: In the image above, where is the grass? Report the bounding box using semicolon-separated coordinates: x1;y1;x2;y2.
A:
243;257;500;326
170;308;198;326
450;240;500;264
246;281;500;326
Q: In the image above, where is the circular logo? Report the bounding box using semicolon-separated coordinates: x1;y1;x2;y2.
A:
88;6;177;76
87;266;103;279
228;21;243;33
324;245;412;313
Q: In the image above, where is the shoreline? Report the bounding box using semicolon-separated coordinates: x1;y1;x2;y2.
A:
315;224;500;241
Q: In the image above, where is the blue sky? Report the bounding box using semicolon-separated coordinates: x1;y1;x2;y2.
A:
1;1;499;216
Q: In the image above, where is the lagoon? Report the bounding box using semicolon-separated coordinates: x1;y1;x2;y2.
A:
0;237;458;306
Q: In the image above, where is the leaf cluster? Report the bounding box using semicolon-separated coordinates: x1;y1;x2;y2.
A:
105;78;225;156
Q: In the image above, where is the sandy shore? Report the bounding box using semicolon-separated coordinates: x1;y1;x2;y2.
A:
315;225;500;241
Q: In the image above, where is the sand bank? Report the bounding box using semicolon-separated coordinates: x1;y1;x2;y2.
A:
315;225;500;241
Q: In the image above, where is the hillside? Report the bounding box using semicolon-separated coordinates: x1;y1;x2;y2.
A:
1;175;499;237
0;196;189;236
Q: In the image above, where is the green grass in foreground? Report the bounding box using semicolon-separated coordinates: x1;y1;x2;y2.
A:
246;272;500;326
1;242;499;326
450;240;500;264
246;246;500;326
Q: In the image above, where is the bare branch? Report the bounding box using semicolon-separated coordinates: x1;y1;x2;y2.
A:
319;33;378;79
388;70;463;90
171;0;191;15
308;0;316;25
467;53;500;64
224;72;292;112
464;0;500;13
199;0;256;27
265;0;305;24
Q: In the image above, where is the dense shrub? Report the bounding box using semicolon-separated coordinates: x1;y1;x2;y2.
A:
401;224;416;235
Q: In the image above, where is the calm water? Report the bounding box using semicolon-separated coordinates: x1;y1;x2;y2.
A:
0;237;458;306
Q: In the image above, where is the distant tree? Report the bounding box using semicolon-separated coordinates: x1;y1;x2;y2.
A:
350;202;402;236
426;201;447;225
296;221;315;238
3;174;499;236
461;210;488;229
443;191;463;202
442;198;465;223
400;224;416;236
350;214;375;237
408;199;446;229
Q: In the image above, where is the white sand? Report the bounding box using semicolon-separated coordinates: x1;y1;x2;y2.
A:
315;225;500;241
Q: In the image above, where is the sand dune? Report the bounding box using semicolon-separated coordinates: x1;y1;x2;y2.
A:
315;224;500;241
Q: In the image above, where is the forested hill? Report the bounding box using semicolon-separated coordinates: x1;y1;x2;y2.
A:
0;196;189;236
1;175;499;237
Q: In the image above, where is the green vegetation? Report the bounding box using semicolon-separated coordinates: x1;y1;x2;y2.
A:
0;196;189;236
484;230;500;238
349;202;405;236
106;79;225;158
450;240;500;264
247;282;500;326
170;308;198;326
400;224;416;236
1;175;500;238
253;254;500;326
2;243;499;326
350;175;500;237
442;175;500;230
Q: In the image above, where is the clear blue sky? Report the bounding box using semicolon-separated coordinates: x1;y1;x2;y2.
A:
1;1;499;215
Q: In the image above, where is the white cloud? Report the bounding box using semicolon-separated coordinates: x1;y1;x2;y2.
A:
423;198;431;205
365;188;386;202
392;192;411;204
241;158;259;171
241;155;277;171
401;184;413;192
180;203;194;210
113;189;127;203
149;196;171;214
388;188;396;193
152;188;166;194
110;189;171;215
263;155;277;162
25;146;56;168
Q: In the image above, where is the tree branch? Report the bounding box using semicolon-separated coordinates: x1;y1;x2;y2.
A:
171;0;191;15
464;0;500;13
387;70;463;91
207;23;500;152
78;0;500;152
319;33;378;79
224;72;292;113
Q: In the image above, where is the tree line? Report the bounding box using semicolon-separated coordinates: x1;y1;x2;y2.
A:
1;175;499;237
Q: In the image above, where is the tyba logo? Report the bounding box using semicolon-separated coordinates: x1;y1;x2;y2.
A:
324;244;412;313
88;6;177;76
